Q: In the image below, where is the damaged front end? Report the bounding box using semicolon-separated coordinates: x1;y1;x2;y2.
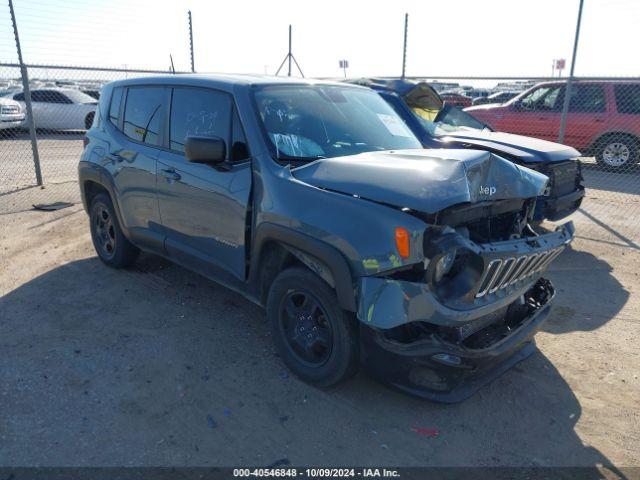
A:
358;196;574;402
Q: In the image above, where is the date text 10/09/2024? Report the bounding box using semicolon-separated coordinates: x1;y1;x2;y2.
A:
233;468;401;478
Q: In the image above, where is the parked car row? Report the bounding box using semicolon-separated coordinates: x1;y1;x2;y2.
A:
79;74;576;402
349;78;585;222
465;81;640;170
1;87;98;131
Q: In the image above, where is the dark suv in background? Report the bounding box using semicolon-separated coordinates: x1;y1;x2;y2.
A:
351;78;585;222
466;80;640;171
79;75;574;402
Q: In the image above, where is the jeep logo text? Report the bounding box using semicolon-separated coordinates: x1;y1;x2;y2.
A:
479;185;497;196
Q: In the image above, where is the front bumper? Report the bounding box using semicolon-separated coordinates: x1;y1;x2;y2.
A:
0;116;25;130
361;278;555;403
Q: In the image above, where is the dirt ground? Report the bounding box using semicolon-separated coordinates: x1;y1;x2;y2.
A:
0;205;639;471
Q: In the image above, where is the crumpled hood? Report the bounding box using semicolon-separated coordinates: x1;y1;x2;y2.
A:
292;149;549;214
439;130;581;163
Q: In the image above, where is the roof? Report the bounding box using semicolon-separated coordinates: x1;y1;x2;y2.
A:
108;73;363;91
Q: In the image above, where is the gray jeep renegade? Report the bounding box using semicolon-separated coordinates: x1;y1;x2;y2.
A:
79;75;574;402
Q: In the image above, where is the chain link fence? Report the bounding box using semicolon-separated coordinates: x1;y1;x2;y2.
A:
0;64;188;212
1;1;639;252
409;76;640;250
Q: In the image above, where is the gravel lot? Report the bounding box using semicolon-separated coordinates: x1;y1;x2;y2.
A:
1;193;639;472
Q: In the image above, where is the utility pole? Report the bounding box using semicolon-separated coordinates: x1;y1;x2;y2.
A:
9;0;42;186
401;13;408;79
188;10;195;73
288;25;292;77
275;25;304;77
558;0;584;143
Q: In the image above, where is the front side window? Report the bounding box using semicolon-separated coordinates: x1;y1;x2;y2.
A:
615;84;640;115
123;86;164;145
254;85;421;161
40;91;70;104
169;87;232;153
519;86;564;111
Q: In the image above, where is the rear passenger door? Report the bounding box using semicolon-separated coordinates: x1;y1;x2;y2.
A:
563;83;608;150
103;85;165;244
156;86;252;281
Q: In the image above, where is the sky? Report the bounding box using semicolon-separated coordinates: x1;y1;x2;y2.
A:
0;0;638;80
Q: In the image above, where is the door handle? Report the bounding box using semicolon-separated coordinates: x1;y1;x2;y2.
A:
107;153;124;163
160;168;181;182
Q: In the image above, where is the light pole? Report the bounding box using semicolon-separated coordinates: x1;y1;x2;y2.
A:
558;0;584;143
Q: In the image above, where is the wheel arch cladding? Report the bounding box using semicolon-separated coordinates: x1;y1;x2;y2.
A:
251;223;357;312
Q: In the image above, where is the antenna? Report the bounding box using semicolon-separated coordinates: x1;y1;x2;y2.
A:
275;25;304;77
169;54;176;74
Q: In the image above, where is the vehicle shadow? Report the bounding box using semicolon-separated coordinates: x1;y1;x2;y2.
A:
541;244;629;334
0;254;631;472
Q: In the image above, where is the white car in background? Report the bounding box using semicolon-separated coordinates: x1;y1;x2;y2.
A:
7;88;97;130
0;97;25;133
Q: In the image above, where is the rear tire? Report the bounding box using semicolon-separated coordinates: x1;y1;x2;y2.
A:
89;193;138;268
267;267;359;387
595;134;638;171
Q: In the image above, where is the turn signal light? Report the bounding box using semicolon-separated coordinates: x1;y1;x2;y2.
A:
395;227;410;259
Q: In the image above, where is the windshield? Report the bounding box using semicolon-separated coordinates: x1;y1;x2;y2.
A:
62;89;97;104
411;104;491;136
254;85;422;161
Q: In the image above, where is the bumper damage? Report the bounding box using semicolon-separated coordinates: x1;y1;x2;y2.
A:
361;278;555;403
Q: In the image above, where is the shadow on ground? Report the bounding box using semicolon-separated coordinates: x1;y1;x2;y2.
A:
542;244;630;334
0;253;629;475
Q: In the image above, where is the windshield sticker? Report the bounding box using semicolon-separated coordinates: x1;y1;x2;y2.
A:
377;113;414;137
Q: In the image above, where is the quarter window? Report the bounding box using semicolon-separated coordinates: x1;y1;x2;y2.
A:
123;87;164;145
169;87;231;153
109;87;124;127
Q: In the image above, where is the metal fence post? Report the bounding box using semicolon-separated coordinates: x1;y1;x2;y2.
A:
558;0;584;144
9;0;42;186
188;10;195;73
401;13;408;79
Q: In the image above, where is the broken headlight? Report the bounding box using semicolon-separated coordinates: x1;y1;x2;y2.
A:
433;248;456;283
427;247;484;301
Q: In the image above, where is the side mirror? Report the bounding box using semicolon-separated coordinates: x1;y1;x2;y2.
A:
185;136;226;164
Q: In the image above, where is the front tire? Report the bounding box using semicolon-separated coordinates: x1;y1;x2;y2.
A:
595;135;638;171
89;193;138;268
267;267;359;387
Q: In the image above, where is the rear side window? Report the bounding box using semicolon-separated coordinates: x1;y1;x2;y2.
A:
569;84;606;112
109;87;123;127
615;84;640;115
169;87;231;153
123;86;165;145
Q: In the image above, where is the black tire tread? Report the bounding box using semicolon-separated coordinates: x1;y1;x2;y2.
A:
89;193;139;268
267;266;359;387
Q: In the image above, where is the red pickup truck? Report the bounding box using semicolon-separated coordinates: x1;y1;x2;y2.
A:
465;81;640;170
